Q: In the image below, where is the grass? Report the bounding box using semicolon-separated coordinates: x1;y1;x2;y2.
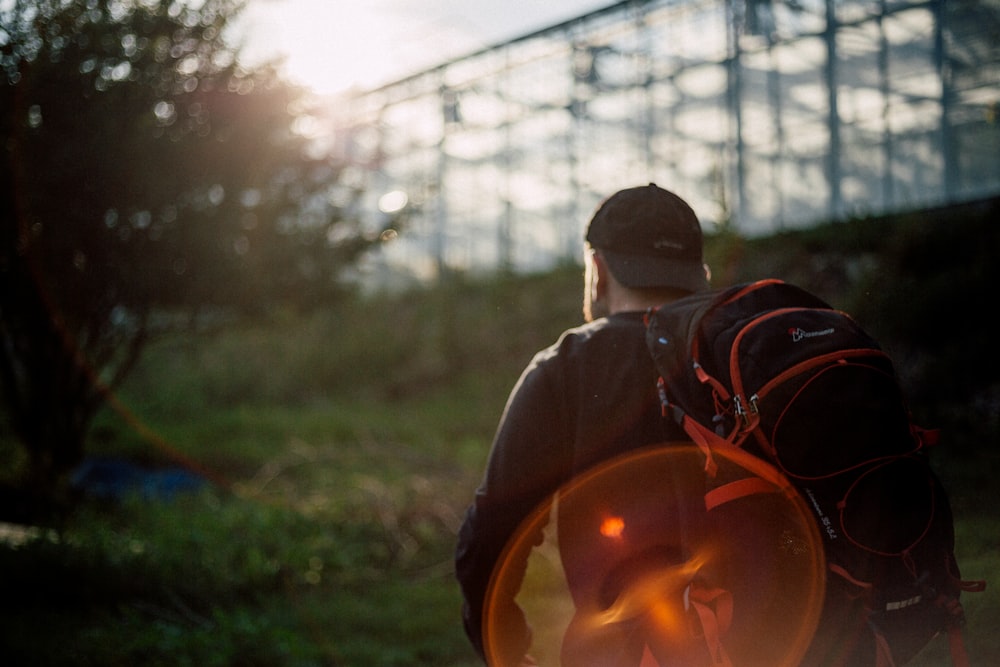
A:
1;391;489;666
906;513;1000;666
1;208;999;665
0;268;584;667
0;488;478;666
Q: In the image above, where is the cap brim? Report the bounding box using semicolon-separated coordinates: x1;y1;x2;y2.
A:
603;250;709;292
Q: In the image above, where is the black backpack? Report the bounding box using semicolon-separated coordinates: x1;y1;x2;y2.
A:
644;279;985;667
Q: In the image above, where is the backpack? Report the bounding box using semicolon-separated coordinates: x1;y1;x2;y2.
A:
643;279;985;667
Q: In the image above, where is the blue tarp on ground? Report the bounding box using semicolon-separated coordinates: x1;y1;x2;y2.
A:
70;457;207;501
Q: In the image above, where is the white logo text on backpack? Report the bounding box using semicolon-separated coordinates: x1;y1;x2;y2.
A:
804;488;839;541
788;326;835;342
886;595;922;611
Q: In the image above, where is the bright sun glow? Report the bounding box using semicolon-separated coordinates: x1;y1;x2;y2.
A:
240;0;614;96
241;0;421;95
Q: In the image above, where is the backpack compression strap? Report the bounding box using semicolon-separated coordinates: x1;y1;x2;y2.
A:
633;583;734;667
690;583;734;667
704;476;781;512
658;377;733;478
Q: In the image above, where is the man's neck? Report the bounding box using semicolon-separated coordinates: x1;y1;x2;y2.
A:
608;298;661;314
607;288;679;315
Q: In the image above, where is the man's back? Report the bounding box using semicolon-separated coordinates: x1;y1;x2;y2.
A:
457;184;712;664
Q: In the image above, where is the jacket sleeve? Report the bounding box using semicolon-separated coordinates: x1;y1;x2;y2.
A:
455;346;573;662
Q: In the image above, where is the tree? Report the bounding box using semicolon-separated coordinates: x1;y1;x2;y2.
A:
0;0;382;495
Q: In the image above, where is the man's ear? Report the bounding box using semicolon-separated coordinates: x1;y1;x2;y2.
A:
591;252;610;301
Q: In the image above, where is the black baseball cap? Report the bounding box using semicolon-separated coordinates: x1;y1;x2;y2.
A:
585;183;708;292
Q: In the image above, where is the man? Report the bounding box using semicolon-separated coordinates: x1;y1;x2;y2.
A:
455;183;712;665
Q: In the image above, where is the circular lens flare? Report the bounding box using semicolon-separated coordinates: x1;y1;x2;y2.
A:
483;443;825;667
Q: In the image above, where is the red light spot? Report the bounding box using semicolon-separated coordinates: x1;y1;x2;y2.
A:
600;516;625;539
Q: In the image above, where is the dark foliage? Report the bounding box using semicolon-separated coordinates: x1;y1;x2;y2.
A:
0;0;379;493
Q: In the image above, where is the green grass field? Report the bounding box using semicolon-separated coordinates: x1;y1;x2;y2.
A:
1;259;997;666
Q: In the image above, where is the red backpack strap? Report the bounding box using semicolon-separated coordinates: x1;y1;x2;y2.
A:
872;625;897;667
676;411;730;477
636;584;734;667
957;579;987;593
938;583;985;667
688;583;734;667
913;425;941;448
704;476;779;511
948;624;972;667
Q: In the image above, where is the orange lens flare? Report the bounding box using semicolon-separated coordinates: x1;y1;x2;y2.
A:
483;443;826;667
592;552;707;627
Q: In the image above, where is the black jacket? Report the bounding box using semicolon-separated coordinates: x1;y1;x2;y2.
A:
455;311;688;661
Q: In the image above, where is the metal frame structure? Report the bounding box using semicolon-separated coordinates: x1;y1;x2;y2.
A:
331;0;1000;284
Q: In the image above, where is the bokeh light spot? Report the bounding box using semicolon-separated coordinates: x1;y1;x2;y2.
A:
600;515;625;539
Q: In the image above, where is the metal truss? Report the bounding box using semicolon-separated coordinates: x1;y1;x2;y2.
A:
330;0;1000;284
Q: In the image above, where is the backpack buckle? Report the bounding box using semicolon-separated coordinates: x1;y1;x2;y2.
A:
733;394;760;429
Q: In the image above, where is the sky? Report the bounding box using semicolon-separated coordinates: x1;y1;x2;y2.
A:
239;0;614;95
